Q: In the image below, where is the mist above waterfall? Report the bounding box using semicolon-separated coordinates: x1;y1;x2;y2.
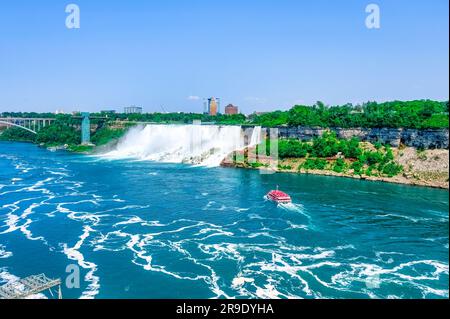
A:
100;124;262;167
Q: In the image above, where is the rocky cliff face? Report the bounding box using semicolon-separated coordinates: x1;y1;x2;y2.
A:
275;127;449;149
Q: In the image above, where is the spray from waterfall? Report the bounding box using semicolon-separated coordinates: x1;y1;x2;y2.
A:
100;124;262;167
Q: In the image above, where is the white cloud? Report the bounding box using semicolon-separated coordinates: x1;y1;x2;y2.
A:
244;97;267;104
187;95;201;101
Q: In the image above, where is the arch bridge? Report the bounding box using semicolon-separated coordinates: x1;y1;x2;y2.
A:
0;118;56;134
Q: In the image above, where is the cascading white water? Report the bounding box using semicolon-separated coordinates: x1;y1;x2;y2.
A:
101;124;262;167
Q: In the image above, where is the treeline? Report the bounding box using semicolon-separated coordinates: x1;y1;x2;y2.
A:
0;127;36;142
1;111;247;125
0;112;56;118
251;100;449;128
0;116;80;146
0;114;128;147
2;99;448;129
90;112;247;125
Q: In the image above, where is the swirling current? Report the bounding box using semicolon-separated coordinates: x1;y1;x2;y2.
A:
0;142;448;299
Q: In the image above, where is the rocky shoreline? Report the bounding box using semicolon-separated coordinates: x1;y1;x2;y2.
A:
222;146;449;190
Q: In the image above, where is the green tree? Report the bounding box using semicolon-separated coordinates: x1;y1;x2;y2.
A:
333;158;347;173
36;120;80;145
0;127;36;142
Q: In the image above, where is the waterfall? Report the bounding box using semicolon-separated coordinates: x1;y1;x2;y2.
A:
101;124;262;167
249;126;262;146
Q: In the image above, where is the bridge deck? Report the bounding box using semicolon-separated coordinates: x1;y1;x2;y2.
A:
0;118;56;121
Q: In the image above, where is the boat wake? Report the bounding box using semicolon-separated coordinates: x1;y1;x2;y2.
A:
278;202;306;214
264;195;306;214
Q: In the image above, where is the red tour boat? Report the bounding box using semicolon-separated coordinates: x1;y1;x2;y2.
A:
266;186;292;204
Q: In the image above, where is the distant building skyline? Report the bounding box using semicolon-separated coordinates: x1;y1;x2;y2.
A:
224;104;239;115
124;106;143;114
206;98;219;116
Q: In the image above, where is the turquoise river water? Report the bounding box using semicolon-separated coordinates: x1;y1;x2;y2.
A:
0;142;448;299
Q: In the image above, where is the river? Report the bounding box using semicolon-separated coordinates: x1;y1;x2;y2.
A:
0;141;448;299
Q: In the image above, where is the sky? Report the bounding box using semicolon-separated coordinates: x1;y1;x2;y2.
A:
0;0;448;114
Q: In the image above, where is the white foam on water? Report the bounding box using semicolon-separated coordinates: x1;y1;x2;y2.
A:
62;225;100;299
0;245;13;259
0;177;54;197
113;216;146;227
99;124;262;167
255;282;285;299
277;202;317;230
330;258;449;298
0;196;51;244
48;171;70;177
375;213;433;223
195;227;234;240
0;211;20;234
19;218;47;243
92;219;235;298
231;276;255;289
278;202;306;214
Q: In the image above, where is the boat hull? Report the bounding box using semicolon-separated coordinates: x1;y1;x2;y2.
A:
267;190;292;204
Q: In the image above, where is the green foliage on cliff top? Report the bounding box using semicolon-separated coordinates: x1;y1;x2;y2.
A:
261;131;404;177
276;132;363;160
91;127;127;146
251;100;449;129
0;127;36;142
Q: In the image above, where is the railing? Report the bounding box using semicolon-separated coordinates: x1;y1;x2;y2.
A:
0;274;62;299
0;118;56;133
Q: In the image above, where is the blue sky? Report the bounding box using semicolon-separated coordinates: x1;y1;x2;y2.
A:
0;0;448;114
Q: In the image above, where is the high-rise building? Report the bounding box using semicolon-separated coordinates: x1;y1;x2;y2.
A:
124;106;143;114
205;97;220;116
224;104;239;115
